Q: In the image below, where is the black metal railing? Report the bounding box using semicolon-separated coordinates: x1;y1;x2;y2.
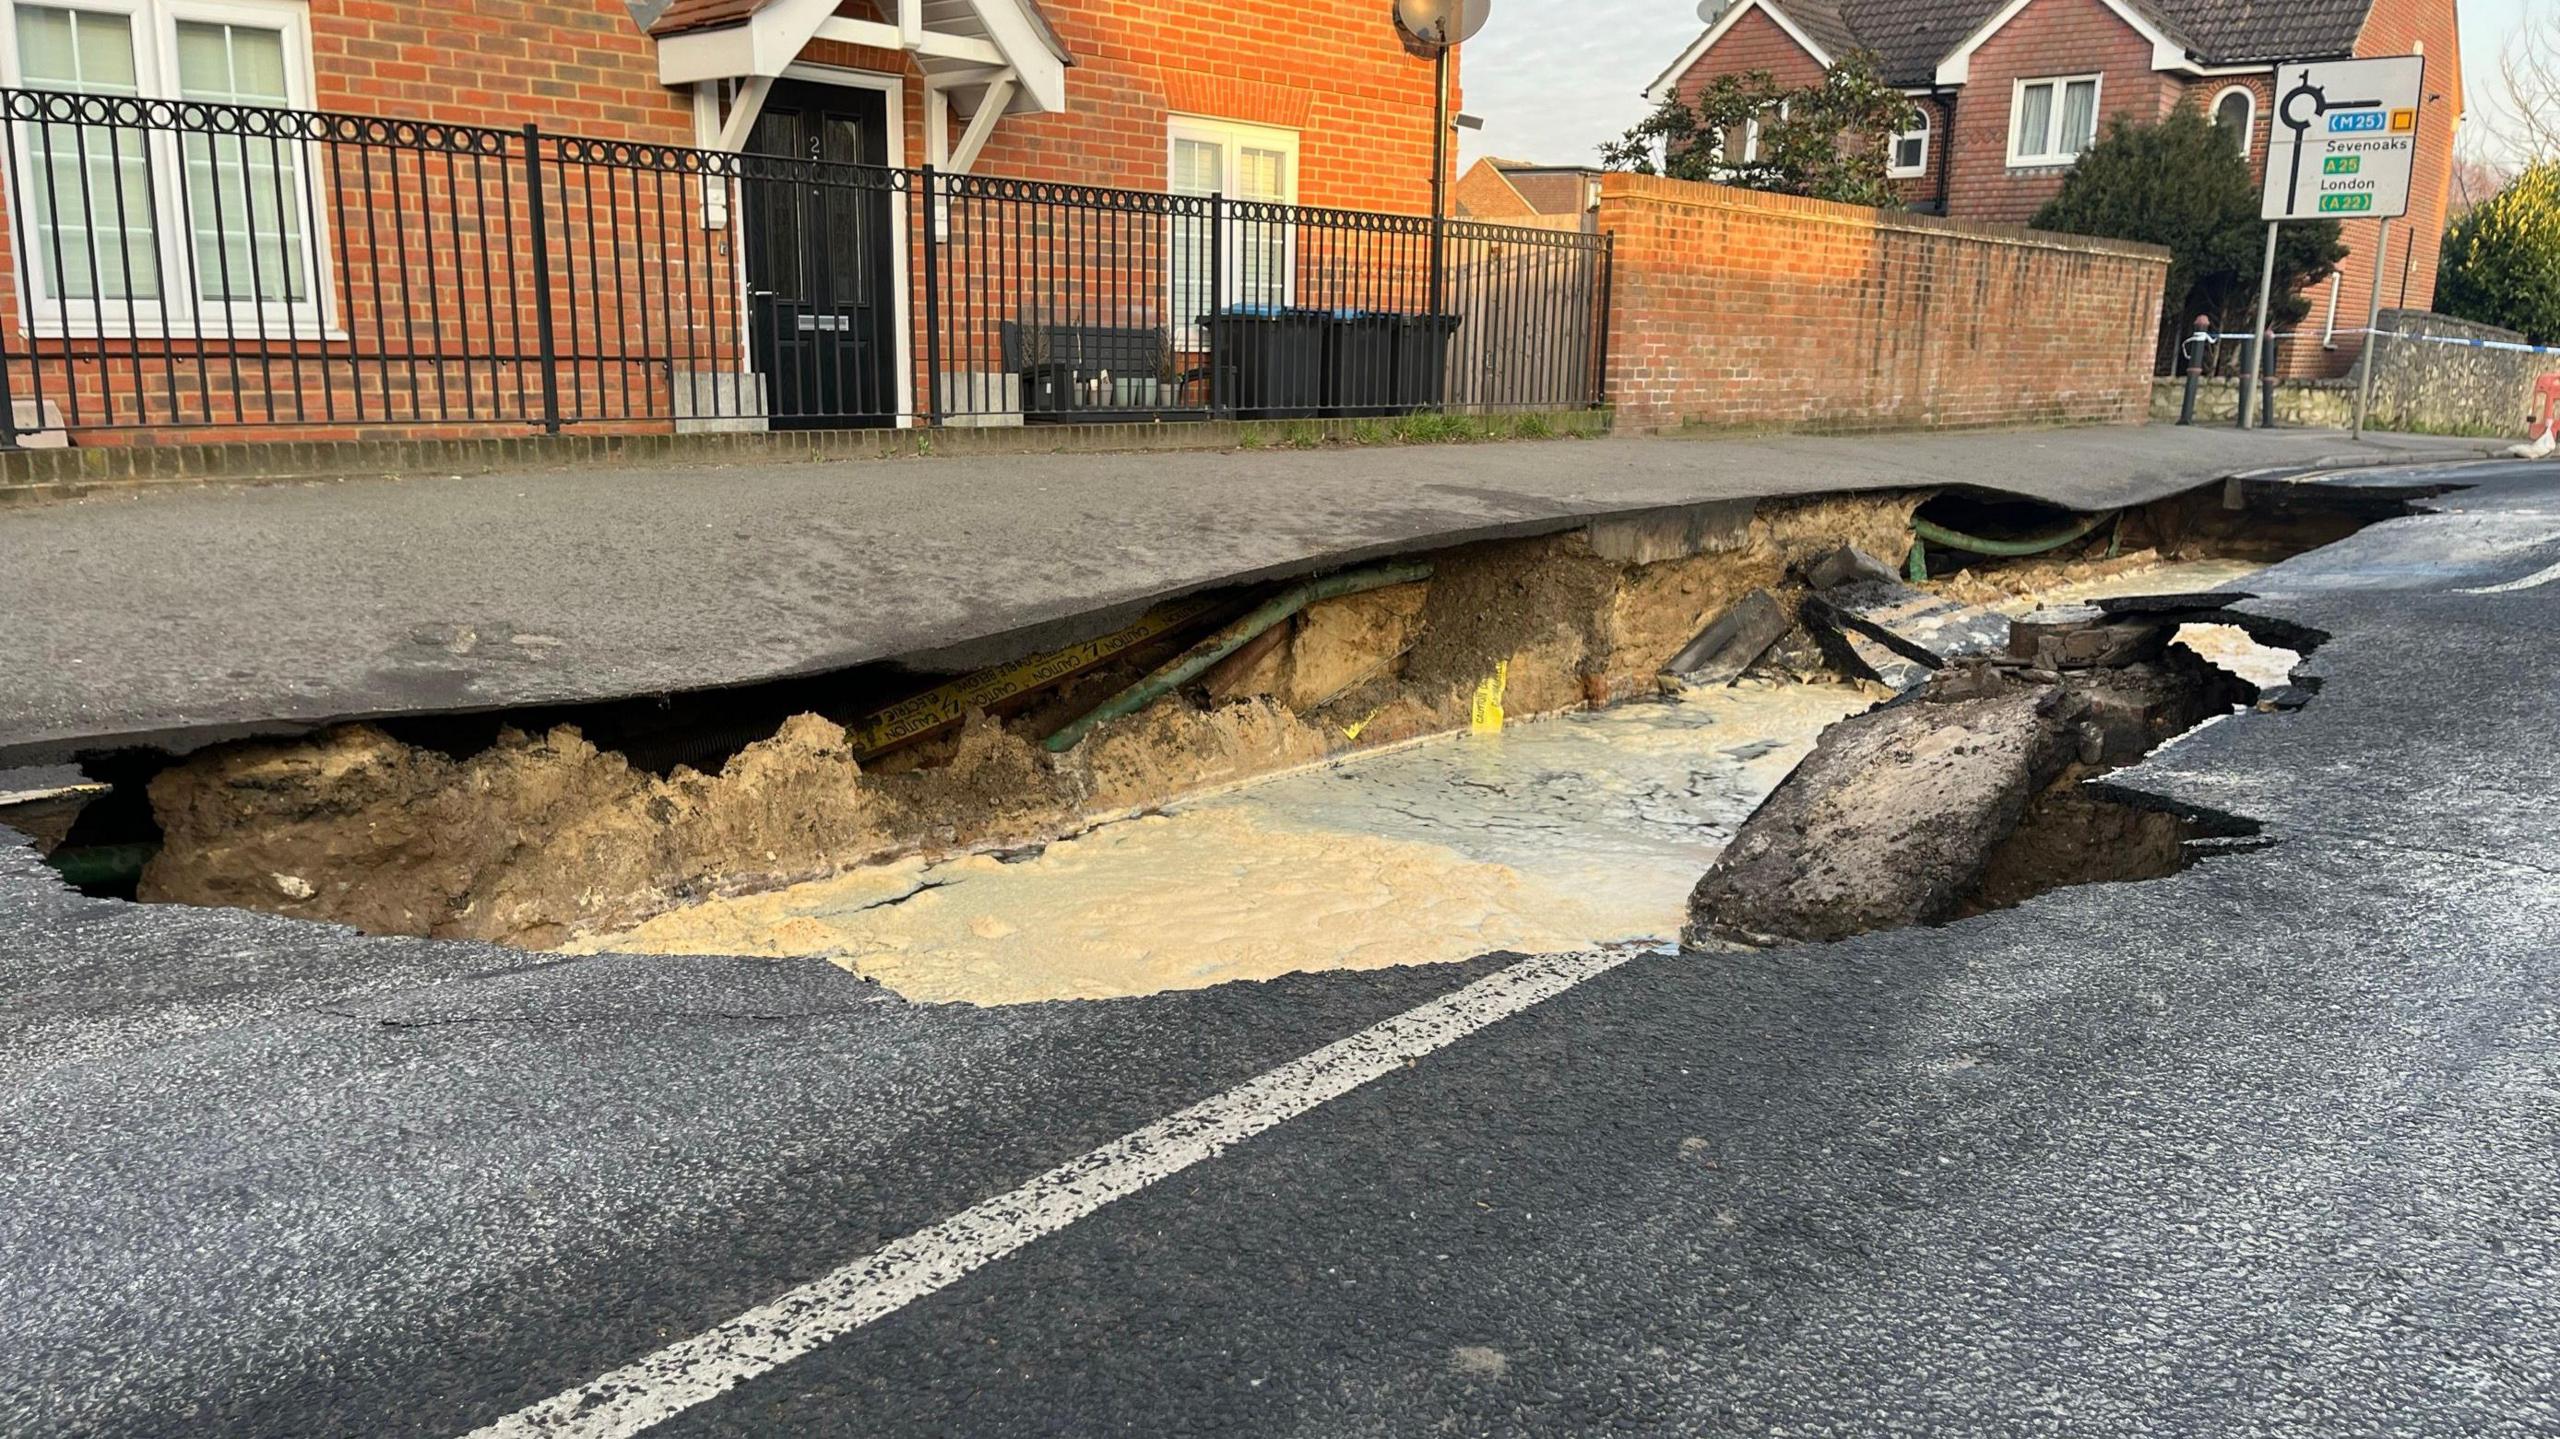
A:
0;89;1611;443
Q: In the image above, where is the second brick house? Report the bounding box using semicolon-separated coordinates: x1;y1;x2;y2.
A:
1647;0;2463;376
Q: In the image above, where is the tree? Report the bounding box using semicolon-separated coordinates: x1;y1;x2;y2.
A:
2029;106;2344;368
2471;7;2559;165
2438;160;2560;345
2450;155;2515;224
1599;53;1919;210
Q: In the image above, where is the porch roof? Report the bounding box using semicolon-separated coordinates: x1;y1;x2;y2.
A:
653;0;1072;116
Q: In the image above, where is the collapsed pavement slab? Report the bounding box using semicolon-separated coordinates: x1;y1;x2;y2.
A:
0;427;2498;766
1683;624;2250;947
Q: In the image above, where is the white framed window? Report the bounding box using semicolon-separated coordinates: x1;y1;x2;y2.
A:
0;0;326;337
2008;73;2100;167
1711;99;1787;172
1166;114;1297;336
1886;107;1930;178
2211;83;2255;158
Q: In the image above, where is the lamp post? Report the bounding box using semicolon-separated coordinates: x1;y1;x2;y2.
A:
1394;0;1487;318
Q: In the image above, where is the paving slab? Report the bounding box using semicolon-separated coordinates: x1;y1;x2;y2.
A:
0;423;2494;764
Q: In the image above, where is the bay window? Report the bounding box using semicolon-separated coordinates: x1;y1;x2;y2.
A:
3;0;323;335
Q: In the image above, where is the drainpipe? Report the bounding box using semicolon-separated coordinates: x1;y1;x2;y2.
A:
1932;88;1956;216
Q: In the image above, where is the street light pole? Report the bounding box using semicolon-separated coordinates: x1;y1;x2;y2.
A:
1429;37;1449;318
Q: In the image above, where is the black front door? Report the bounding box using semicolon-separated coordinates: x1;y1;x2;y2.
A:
742;81;898;428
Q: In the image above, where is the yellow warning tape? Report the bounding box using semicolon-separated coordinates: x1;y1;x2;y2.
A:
846;596;1226;757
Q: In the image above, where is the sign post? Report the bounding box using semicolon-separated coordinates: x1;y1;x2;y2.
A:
2241;223;2278;429
2352;218;2389;437
2251;53;2426;432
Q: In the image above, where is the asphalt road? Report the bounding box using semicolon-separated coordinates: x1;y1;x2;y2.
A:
4;456;2558;1435
0;424;2492;764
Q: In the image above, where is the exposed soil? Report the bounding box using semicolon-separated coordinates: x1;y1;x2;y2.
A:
136;492;1935;948
1963;782;2206;916
573;679;1872;1004
120;484;2326;961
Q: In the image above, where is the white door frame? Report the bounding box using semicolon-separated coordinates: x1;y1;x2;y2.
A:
715;63;914;427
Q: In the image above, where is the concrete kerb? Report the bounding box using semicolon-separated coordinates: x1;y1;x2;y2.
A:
0;410;1617;504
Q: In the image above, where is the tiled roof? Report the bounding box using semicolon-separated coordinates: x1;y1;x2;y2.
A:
1824;0;2000;85
648;0;754;37
1742;0;2377;87
2147;0;2374;62
1766;0;1861;61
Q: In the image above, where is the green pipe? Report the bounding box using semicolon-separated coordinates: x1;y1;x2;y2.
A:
1910;509;2117;559
1043;561;1434;754
45;841;156;889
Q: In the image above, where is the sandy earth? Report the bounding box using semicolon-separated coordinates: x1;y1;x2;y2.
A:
579;558;2304;1006
578;681;1872;1004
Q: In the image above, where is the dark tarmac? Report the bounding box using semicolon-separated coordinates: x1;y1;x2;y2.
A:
3;456;2555;1437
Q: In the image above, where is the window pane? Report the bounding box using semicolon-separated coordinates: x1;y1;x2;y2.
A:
16;6;79;81
2015;82;2053;156
1892;131;1924;171
17;4;138;90
1170;137;1219;196
1170;210;1209;325
1169;138;1218;327
2061;79;2098;154
2215;91;2251;152
1237;146;1285;202
14;6;157;302
1234;146;1287;307
175;21;306;303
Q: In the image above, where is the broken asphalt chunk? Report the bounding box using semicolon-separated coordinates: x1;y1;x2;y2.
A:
2006;604;2172;671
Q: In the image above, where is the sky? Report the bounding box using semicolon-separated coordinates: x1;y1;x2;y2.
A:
1456;0;2540;171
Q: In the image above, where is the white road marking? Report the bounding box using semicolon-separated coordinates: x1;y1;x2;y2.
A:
2463;557;2560;594
460;944;1652;1439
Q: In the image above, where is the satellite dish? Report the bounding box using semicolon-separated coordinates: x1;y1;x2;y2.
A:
1394;0;1489;47
1696;0;1726;21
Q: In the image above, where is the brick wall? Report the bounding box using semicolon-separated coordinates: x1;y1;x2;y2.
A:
311;0;693;137
1596;171;2167;432
926;0;1448;214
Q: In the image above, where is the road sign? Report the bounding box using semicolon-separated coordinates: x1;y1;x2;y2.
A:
2261;54;2426;221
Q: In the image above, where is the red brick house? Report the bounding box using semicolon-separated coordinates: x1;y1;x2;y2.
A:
1646;0;2463;376
0;0;1616;442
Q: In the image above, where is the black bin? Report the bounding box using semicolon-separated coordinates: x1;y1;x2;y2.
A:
1203;306;1326;418
1391;312;1462;411
1322;310;1398;417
